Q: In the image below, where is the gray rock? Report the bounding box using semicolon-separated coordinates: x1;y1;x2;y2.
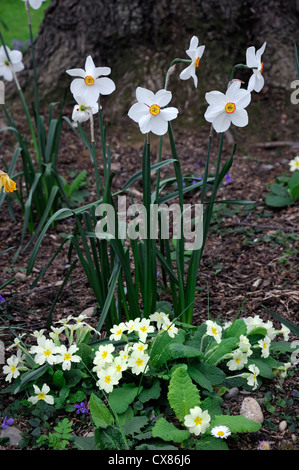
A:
0;426;22;446
224;387;239;400
278;420;288;432
240;397;264;424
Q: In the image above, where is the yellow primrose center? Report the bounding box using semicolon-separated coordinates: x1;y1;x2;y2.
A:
149;104;161;116
10;365;16;373
37;392;46;400
101;351;108;360
135;358;143;367
235;357;241;364
64;353;72;361
294;161;299;168
116;365;122;372
212;327;218;335
194;416;202;426
194;57;200;68
44;349;52;357
105;375;111;384
116;329;122;336
225;102;236;114
140;326;148;333
138;345;144;351
84;75;95;86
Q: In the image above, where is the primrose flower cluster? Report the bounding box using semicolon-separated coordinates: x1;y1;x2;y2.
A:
92;312;178;393
208;314;292;389
2;314;97;383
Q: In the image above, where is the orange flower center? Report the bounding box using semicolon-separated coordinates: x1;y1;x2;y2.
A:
194;57;200;68
225;102;236;114
260;61;264;74
149;104;161;116
84;75;95;86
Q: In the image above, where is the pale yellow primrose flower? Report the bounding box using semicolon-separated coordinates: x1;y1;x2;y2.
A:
28;384;54;405
109;322;128;341
205;320;222;344
179;36;205;88
96;366;120;393
184;406;211;436
3;355;22;382
149;311;170;330
136;319;155;342
289;156;299;172
227;349;248;371
247;364;260;390
56;344;81;371
128;351;150;375
258;335;271;358
29;336;59;366
161;321;178;338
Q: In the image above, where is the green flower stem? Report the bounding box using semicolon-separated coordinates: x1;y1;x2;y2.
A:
229;64;258;82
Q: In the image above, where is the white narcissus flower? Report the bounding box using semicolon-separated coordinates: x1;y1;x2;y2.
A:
204;80;251;133
184;406;211;436
179;36;205;88
28;384;54;405
66;55;115;104
22;0;47;9
289;156;299;172
72;95;99;124
56;344;81;370
0;45;24;82
128;87;179;136
246;42;266;93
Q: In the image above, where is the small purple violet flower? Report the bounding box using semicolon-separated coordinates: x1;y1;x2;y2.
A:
1;416;14;430
0;295;5;303
74;402;88;414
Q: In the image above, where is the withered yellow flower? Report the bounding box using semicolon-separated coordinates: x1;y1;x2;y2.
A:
0;170;17;193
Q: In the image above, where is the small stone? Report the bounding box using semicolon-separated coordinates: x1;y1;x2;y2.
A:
252;278;262;288
0;426;22;446
278;420;287;432
224;387;239;400
240;397;264;424
80;306;95;317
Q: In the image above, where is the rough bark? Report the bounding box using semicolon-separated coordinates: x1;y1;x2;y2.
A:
15;0;299;119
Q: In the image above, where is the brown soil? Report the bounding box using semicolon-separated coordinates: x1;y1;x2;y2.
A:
0;89;298;451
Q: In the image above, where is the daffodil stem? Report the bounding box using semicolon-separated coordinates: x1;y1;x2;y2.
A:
229;64;258;82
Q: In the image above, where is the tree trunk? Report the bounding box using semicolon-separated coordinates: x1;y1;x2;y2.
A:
17;0;299;120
